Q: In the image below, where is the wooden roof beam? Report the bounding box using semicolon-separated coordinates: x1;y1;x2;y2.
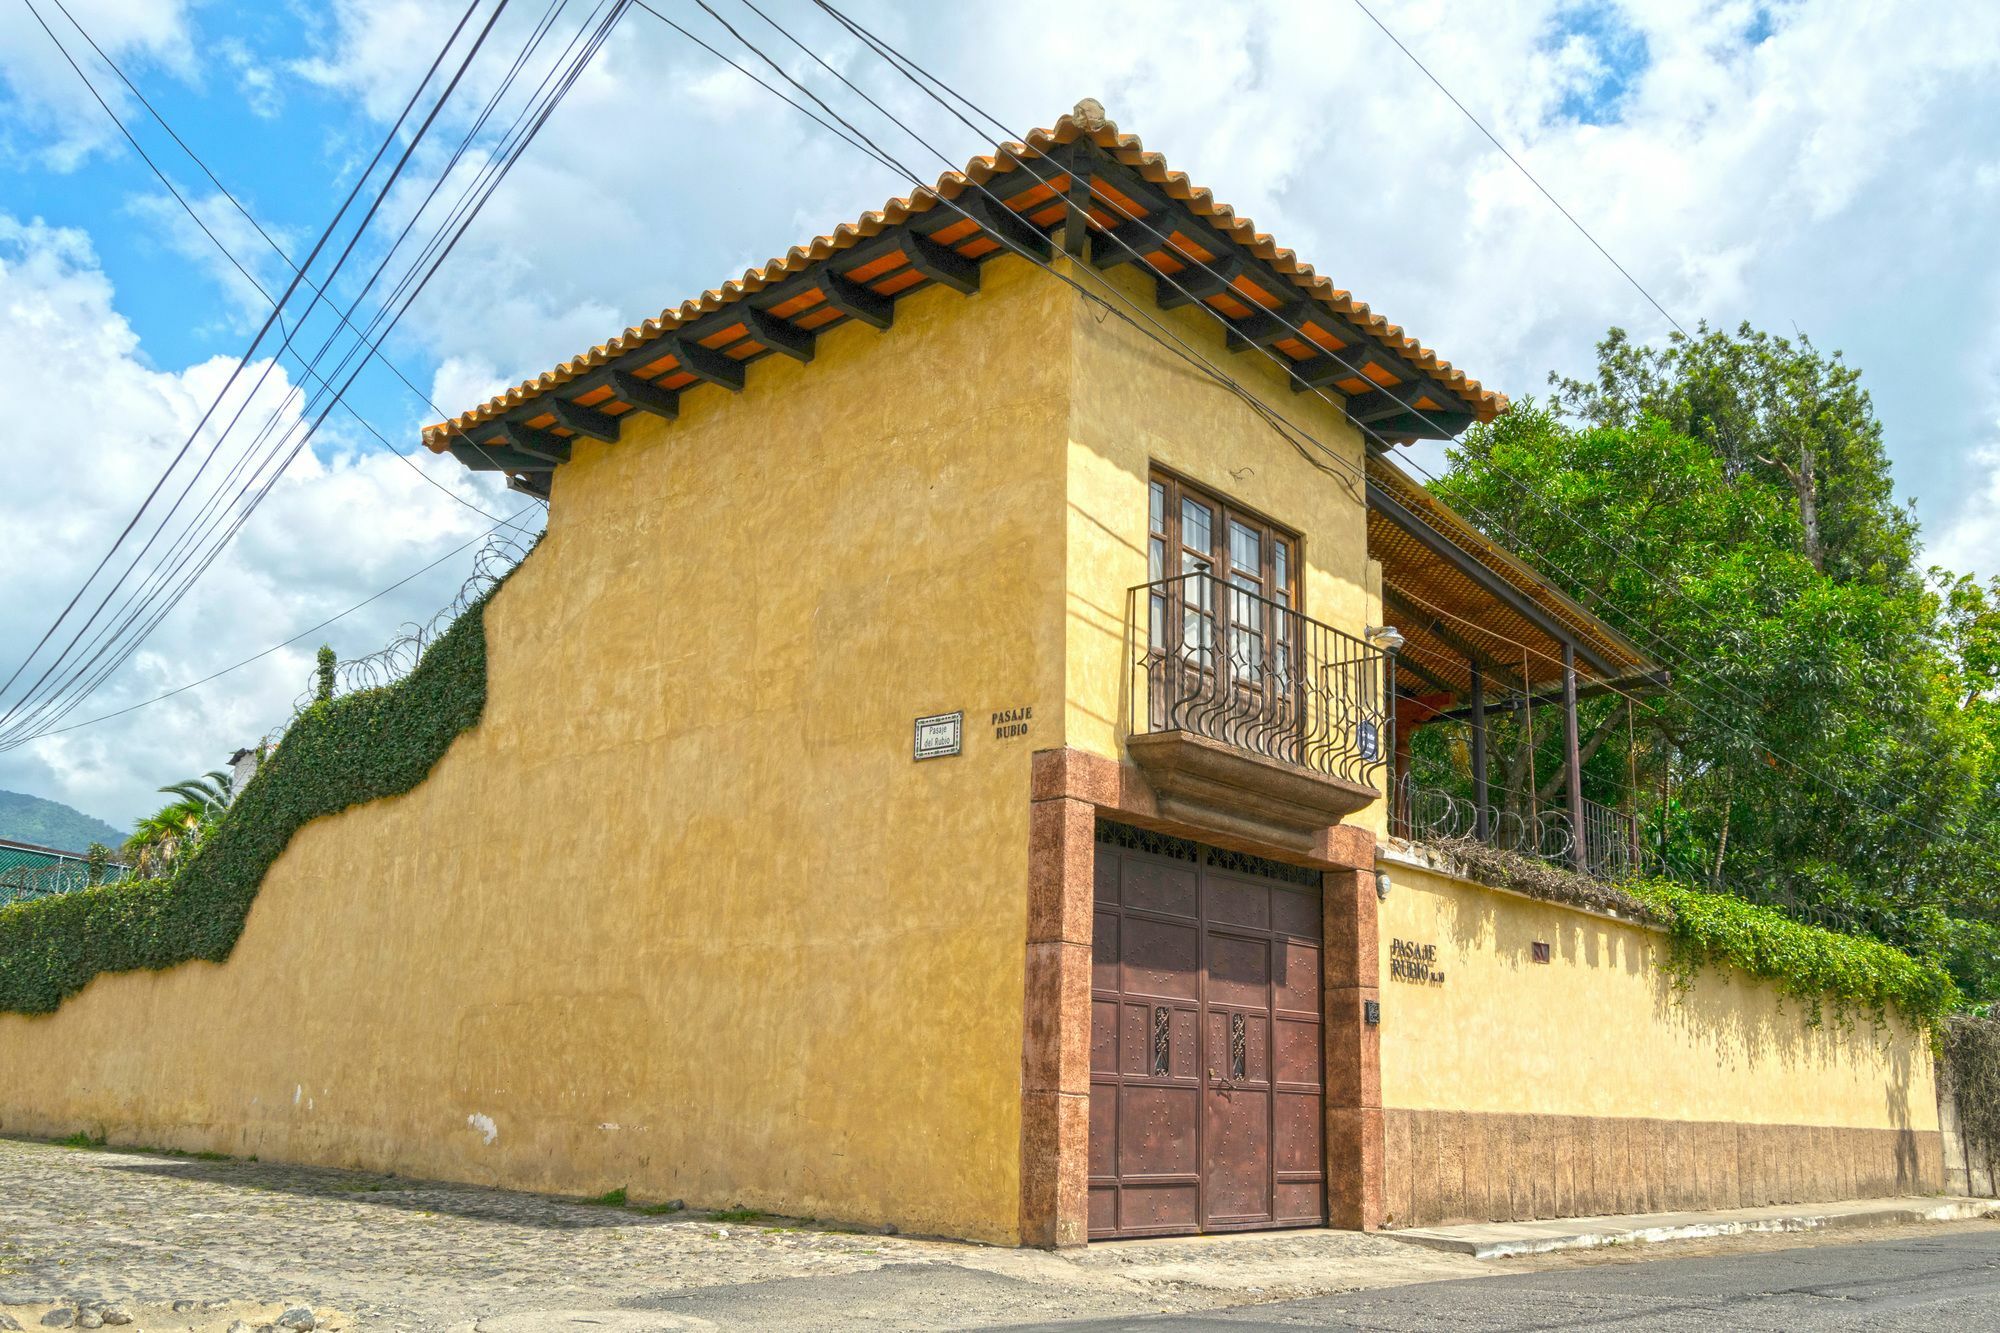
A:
449;439;558;472
956;190;1054;262
1427;669;1672;724
1346;379;1469;423
1366;409;1477;441
498;421;571;464
819;270;894;330
1224;300;1322;353
548;397;619;443
1392;651;1463;698
669;335;747;392
1088;217;1174;271
1155;249;1247;310
609;370;678;421
1383;588;1530;693
744;306;814;363
1289;342;1392;393
904;229;980;294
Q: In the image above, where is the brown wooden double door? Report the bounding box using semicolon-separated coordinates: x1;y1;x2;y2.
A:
1087;821;1325;1239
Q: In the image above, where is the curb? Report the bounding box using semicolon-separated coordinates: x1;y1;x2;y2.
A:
1385;1197;2000;1260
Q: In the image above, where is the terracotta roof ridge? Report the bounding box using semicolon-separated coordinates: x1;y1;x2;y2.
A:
424;108;1505;448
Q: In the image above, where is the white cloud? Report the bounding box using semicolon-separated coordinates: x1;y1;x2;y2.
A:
0;214;535;830
218;37;284;120
0;0;196;170
1933;443;2000;578
10;0;2000;826
281;0;2000;525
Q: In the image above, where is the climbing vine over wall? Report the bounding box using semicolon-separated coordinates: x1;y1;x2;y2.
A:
1425;836;1959;1030
0;567;514;1016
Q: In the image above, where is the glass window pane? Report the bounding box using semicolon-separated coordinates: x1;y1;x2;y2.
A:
1149;536;1165;582
1181;497;1212;558
1274;541;1288;591
1230;520;1260;577
1150;480;1165;535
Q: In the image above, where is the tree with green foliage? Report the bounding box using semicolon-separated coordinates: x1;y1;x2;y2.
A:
122;769;235;877
1549;322;1919;585
1419;322;1999;1004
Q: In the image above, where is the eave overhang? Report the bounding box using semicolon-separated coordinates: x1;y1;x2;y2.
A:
421;108;1508;495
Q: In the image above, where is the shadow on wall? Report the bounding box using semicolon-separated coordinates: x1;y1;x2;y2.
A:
1433;883;1924;1135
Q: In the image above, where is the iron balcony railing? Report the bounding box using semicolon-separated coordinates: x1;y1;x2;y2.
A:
1127;571;1394;790
1388;772;1642;881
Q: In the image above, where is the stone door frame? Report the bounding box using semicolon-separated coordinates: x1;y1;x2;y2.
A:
1020;746;1382;1247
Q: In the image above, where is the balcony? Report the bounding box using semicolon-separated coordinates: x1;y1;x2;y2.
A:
1125;571;1393;846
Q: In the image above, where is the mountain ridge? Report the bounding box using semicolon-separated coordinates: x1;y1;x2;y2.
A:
0;790;124;852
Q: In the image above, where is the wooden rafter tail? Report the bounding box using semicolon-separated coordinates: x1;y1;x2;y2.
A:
548;398;619;443
668;336;747;392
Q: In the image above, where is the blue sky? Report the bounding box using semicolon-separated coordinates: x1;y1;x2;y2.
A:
4;1;453;453
3;0;1998;827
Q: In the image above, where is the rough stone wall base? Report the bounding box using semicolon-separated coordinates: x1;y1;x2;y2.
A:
1384;1108;1944;1228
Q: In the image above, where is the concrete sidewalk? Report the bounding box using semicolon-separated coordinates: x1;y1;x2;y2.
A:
1385;1194;2000;1259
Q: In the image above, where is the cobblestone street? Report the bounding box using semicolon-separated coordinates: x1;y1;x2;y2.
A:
0;1136;1480;1331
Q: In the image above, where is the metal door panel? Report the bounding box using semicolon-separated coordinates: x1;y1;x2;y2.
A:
1205;932;1271;1009
1202;1080;1272;1225
1121;917;1200;999
1088;821;1327;1240
1204;876;1270;930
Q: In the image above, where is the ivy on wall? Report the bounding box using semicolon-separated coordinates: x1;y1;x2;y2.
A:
0;576;506;1016
1625;879;1960;1031
1427;836;1959;1030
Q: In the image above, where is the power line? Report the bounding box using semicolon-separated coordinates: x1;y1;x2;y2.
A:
0;0;518;749
29;0;529;529
10;1;630;746
800;0;1961;828
0;0;626;750
2;1;625;750
32;509;538;740
655;0;1958;851
1345;0;1689;339
0;0;491;722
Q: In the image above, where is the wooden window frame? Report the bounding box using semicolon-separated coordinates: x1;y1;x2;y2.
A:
1147;468;1300;610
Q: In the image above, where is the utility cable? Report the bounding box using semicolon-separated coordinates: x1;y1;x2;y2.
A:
661;0;1957;851
0;0;488;719
29;0;527;526
804;0;1958;834
0;0;517;746
1;2;621;748
1346;0;1689;338
33;508;537;740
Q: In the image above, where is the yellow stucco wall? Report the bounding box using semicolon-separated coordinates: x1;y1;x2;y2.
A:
0;259;1073;1244
1059;260;1388;835
1376;851;1939;1134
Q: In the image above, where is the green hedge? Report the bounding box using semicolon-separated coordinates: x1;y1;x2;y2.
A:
0;578;503;1015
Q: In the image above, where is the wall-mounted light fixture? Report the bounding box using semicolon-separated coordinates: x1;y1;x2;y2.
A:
1374;869;1392;900
1364;624;1406;653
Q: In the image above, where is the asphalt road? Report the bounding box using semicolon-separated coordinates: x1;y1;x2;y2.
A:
989;1229;2000;1332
